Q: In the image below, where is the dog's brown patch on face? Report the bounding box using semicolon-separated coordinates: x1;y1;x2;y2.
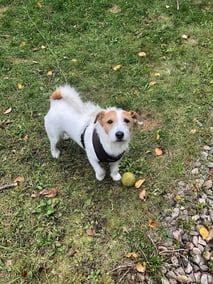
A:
97;111;118;134
122;112;134;130
50;90;62;100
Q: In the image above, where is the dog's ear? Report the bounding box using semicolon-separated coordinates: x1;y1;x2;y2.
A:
129;111;143;126
94;111;105;124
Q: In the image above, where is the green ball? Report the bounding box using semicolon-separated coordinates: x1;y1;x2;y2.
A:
121;172;136;187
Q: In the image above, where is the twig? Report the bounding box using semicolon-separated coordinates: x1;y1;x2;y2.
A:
0;182;17;191
110;264;133;273
159;248;185;255
117;268;131;284
176;0;180;10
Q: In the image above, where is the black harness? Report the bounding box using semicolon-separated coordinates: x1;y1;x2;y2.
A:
81;127;124;163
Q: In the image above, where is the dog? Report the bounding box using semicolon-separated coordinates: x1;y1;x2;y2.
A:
44;85;142;181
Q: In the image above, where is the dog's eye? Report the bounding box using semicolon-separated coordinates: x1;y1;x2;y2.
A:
124;118;130;124
107;119;113;124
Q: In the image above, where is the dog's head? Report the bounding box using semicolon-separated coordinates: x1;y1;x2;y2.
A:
95;108;142;143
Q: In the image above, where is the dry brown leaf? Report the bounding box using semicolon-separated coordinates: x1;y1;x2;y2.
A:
3;107;12;114
86;228;96;237
198;225;209;240
148;219;157;229
155;147;164;156
139;189;146;201
135;262;146;273
135;179;145;189
112;64;121;71
68;249;79;257
138;51;147;57
14;176;25;184
39;188;58;198
126;252;139;258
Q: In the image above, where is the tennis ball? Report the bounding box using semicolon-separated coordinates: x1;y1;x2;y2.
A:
121;172;136;187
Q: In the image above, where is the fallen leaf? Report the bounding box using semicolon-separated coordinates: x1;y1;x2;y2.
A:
3;107;12;114
23;135;29;142
135;179;145;189
71;58;78;62
190;129;197;134
198;225;209;240
139;189;146;201
31;192;38;198
41;45;46;49
209;168;213;177
206;227;213;242
175;194;183;202
19;41;26;47
126;252;139;258
148;219;157;229
138;51;147;57
112;64;122;71
47;70;53;76
14;176;25;184
155;147;164;156
17;83;24;90
109;5;121;14
37;2;43;8
154;72;161;77
39;188;58;198
135;262;146;273
68;249;79;257
86;228;96;237
156;133;160;140
182;34;189;40
149;81;157;86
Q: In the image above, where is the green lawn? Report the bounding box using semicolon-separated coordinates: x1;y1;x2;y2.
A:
0;0;212;283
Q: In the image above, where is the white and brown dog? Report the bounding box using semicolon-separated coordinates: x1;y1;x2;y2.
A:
44;85;142;181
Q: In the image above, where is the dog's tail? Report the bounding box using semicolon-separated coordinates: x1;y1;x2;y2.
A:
50;85;84;111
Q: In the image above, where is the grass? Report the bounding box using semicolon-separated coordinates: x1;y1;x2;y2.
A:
0;0;212;283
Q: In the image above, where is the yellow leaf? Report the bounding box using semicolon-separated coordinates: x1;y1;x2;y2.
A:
190;129;197;134
47;70;53;76
112;64;121;71
135;179;145;189
154;72;161;77
138;51;147;57
198;226;209;240
175;194;183;201
17;83;24;90
156;133;160;140
148;219;157;228
19;41;26;47
135;262;146;273
3;107;12;114
71;58;78;62
126;252;139;258
139;189;146;201
149;81;157;86
41;45;46;49
155;147;164;156
37;2;43;8
182;34;189;40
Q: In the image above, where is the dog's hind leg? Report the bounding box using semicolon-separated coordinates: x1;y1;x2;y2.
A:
44;120;61;158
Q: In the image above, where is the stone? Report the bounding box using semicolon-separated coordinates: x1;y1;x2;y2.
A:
161;277;170;284
200;264;209;272
201;151;208;160
200;274;208;284
192;236;198;246
176;274;190;283
173;230;182;242
185;262;193;274
192;247;201;255
192;254;202;265
171;256;179;266
172;208;180;219
166;270;177;280
198;236;206;246
203;179;212;189
191;168;199;174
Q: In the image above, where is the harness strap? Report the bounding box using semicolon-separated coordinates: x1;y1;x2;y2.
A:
92;129;124;163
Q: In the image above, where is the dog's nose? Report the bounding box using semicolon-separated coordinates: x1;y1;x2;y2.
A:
115;131;124;140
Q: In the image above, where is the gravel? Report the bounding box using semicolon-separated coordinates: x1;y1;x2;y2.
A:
159;139;213;283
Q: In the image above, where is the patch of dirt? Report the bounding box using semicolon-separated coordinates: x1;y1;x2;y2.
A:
141;112;161;131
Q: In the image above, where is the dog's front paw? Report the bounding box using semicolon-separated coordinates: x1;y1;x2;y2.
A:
111;173;121;181
51;149;60;159
95;170;106;181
